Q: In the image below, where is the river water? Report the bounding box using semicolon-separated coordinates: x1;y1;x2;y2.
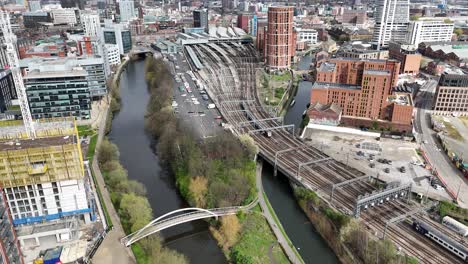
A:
108;59;337;264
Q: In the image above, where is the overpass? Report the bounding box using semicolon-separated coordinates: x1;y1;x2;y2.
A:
121;199;258;246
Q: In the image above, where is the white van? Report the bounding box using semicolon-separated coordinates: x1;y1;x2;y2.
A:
207;104;216;109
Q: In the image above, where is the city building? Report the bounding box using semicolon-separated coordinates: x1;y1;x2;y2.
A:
433;66;468;116
193;9;209;33
372;0;410;50
129;18;144;36
341;9;367;26
50;8;79;25
418;41;468;68
237;13;252;33
388;41;422;75
311;58;413;130
102;22;132;54
81;12;101;37
77;36;101;56
0;33;12;69
119;0;136;22
0;118;92;226
151;40;180;54
296;28;318;44
23;11;52;28
1;188;24;264
407;21;454;46
28;0;41;12
0;69;17;118
21;56;107;98
24;69;91;119
265;6;295;70
104;44;121;69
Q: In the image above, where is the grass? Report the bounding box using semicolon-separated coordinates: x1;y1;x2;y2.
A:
270;72;292;82
275;87;286;100
87;135;98;160
232;213;290;264
131;243;148;264
77;125;96;137
262;191;305;264
89;160;113;229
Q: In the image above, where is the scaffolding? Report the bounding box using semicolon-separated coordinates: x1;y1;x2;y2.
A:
0;118;84;188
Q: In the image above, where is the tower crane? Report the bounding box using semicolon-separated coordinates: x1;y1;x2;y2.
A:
0;11;35;138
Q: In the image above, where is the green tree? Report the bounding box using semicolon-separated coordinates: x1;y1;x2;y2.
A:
98;139;119;165
119;193;153;232
454;28;463;36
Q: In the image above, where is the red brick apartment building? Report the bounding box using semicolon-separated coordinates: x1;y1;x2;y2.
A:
265;6;295;70
311;58;413;131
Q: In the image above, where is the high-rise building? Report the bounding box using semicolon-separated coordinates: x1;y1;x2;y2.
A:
0;69;17;115
0;119;92;226
372;0;410;50
50;8;79;25
311;58;413;128
0;188;24;264
119;0;136;22
406;20;454;46
193;9;209;33
24;69;91;119
265;6;295;70
81;12;101;37
102;22;133;54
28;0;41;12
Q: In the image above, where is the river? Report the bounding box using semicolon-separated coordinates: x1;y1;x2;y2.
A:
108;61;226;263
108;59;337;264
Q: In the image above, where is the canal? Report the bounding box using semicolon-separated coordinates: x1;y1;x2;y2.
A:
108;59;337;263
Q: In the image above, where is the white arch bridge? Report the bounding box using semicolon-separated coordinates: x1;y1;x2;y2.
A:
121;199;258;246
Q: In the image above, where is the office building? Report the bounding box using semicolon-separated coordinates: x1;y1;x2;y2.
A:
265;6;295;70
50;8;79;25
389;41;422;75
0;119;91;226
372;0;410;50
28;0;41;12
24;69;91;119
1;188;23;264
23;12;52;28
104;44;120;68
311;58;413;129
22;56;107;98
119;0;136;22
81;12;101;37
102;22;132;54
0;69;17;116
296;28;318;44
433;67;468;116
193;9;209;33
407;21;454;46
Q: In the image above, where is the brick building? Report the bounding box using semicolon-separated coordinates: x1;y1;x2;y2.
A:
311;58;413;131
389;41;422;75
265;6;295;70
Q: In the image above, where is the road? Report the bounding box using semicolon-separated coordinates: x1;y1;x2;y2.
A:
167;52;222;139
413;78;468;208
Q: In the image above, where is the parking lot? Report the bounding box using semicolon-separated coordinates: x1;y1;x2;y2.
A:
304;129;453;201
166;53;223;138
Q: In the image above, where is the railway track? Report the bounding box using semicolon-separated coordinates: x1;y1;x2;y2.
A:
183;42;465;263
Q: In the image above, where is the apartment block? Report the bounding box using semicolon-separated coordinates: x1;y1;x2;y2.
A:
102;22;133;54
265;6;295;70
24;70;91;119
389;41;422;75
296;28;318;44
81;12;101;37
407;21;454;46
119;0;136;22
311;58;413;130
1;188;24;264
433;67;468;116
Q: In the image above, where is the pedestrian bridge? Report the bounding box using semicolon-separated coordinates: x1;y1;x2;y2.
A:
121;199;258;246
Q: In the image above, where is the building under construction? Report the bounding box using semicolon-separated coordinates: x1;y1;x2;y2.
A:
0;118;91;225
1;188;24;264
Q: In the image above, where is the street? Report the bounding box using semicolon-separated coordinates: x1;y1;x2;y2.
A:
413;78;468;208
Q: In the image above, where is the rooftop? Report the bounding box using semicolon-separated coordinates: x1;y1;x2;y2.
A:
24;69;87;79
0;135;77;151
364;69;391;76
318;62;336;72
388;93;412;106
312;82;361;90
429;44;468;59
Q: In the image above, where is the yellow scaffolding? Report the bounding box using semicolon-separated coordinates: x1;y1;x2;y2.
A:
0;118;84;188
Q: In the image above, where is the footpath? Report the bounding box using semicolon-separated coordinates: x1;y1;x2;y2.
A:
91;60;136;264
256;161;304;264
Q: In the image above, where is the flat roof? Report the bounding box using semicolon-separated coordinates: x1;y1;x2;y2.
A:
312;82;361;90
364;69;391;76
318;62;336;72
0;135;77;151
24;70;87;79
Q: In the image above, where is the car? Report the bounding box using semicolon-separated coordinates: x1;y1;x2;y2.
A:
191;97;197;101
200;90;206;94
193;101;200;105
214;116;222;120
202;94;209;101
178;86;185;92
369;163;375;168
181;93;187;97
434;184;444;190
383;168;390;173
399;166;406;173
172;101;178;107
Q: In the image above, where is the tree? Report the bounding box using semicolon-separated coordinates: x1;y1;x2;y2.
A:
139;237;188;264
212;215;241;250
410;15;420;21
239;134;258;159
128;180;147;196
454;28;463;36
444;18;452;23
189;176;208;207
119;193;153;232
106;167;128;189
98;139;119;165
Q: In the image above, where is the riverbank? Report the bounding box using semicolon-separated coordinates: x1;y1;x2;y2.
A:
93;57;188;263
144;57;291;263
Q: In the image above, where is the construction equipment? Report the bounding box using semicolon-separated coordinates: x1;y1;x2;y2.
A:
0;11;35;138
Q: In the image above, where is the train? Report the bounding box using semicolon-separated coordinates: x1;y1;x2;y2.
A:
412;221;468;262
442;216;468;237
240;102;272;137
